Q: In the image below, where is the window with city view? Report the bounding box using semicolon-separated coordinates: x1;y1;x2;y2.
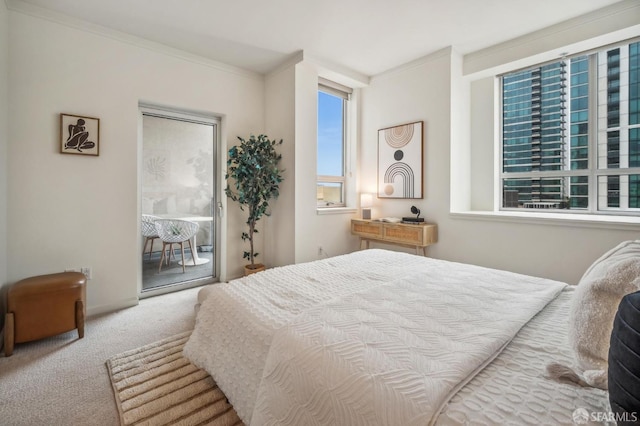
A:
501;39;640;214
317;81;350;208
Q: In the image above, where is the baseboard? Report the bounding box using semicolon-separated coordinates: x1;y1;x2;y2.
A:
87;297;139;318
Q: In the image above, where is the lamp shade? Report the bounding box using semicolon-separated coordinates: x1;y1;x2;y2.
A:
361;193;373;208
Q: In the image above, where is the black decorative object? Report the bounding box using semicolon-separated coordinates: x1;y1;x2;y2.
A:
608;290;640;424
402;205;424;223
411;205;421;219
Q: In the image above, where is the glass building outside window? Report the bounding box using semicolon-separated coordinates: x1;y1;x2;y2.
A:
501;40;640;214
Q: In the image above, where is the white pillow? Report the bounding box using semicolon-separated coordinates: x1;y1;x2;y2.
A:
567;240;640;389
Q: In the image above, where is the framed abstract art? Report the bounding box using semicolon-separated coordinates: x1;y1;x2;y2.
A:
60;113;100;156
377;121;423;199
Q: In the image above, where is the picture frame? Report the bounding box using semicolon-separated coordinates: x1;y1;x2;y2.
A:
60;113;100;156
377;121;423;199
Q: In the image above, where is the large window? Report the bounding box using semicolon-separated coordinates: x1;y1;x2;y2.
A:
317;79;351;208
500;40;640;215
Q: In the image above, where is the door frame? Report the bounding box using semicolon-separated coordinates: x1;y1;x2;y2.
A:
137;102;222;298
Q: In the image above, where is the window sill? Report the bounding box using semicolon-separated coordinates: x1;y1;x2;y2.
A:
450;210;640;231
316;207;358;215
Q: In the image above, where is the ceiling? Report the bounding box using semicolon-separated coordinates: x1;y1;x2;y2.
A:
13;0;624;76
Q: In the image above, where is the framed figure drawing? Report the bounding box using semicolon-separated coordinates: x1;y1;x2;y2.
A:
378;121;423;199
60;113;100;156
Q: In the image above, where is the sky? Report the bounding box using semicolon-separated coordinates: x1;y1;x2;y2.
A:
317;91;344;176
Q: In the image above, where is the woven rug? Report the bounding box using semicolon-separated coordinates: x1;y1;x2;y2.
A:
106;331;243;426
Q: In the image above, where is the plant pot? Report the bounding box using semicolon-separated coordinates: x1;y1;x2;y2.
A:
244;263;266;276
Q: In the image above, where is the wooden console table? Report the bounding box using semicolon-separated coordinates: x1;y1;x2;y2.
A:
351;219;438;256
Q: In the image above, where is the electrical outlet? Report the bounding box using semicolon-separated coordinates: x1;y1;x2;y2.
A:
81;267;92;280
65;268;80;273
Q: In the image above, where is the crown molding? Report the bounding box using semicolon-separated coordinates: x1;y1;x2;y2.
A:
266;50;370;89
5;0;263;81
371;46;453;82
463;0;640;76
267;50;370;89
266;50;305;77
301;52;370;88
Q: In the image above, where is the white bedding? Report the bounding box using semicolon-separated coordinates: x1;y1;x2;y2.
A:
184;249;577;425
438;286;610;425
251;266;564;425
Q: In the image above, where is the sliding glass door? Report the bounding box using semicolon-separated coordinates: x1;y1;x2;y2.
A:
139;107;219;294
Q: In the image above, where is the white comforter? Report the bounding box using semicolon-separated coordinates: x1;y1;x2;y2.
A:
183;249;566;425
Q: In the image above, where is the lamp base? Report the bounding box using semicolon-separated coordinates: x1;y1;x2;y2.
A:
362;208;371;220
402;217;424;222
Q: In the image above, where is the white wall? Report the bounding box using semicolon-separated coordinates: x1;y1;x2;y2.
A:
264;58;360;269
300;61;362;262
8;1;634;314
264;63;296;269
469;77;495;211
293;61;320;264
463;0;640;77
0;0;9;328
8;11;263;313
360;17;638;285
360;49;453;259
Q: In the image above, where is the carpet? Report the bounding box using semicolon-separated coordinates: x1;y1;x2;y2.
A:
106;331;242;426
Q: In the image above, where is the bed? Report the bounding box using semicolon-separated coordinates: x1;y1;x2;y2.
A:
183;249;609;425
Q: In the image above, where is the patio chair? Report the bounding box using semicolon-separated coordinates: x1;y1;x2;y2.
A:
154;219;199;273
141;214;160;260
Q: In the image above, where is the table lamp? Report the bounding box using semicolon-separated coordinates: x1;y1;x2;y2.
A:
361;193;373;219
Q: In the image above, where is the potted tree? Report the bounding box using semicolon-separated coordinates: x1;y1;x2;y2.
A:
225;134;283;275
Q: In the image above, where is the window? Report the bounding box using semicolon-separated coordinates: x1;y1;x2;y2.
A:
500;40;640;215
317;79;351;208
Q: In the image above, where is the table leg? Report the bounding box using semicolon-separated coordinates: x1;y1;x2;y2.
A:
179;235;210;266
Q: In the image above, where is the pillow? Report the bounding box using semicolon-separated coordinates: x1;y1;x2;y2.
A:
567;240;640;389
609;290;640;421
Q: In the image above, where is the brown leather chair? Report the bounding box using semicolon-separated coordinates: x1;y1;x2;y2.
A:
4;272;86;356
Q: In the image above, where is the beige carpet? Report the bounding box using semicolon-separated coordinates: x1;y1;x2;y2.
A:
1;286;202;425
107;331;242;426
